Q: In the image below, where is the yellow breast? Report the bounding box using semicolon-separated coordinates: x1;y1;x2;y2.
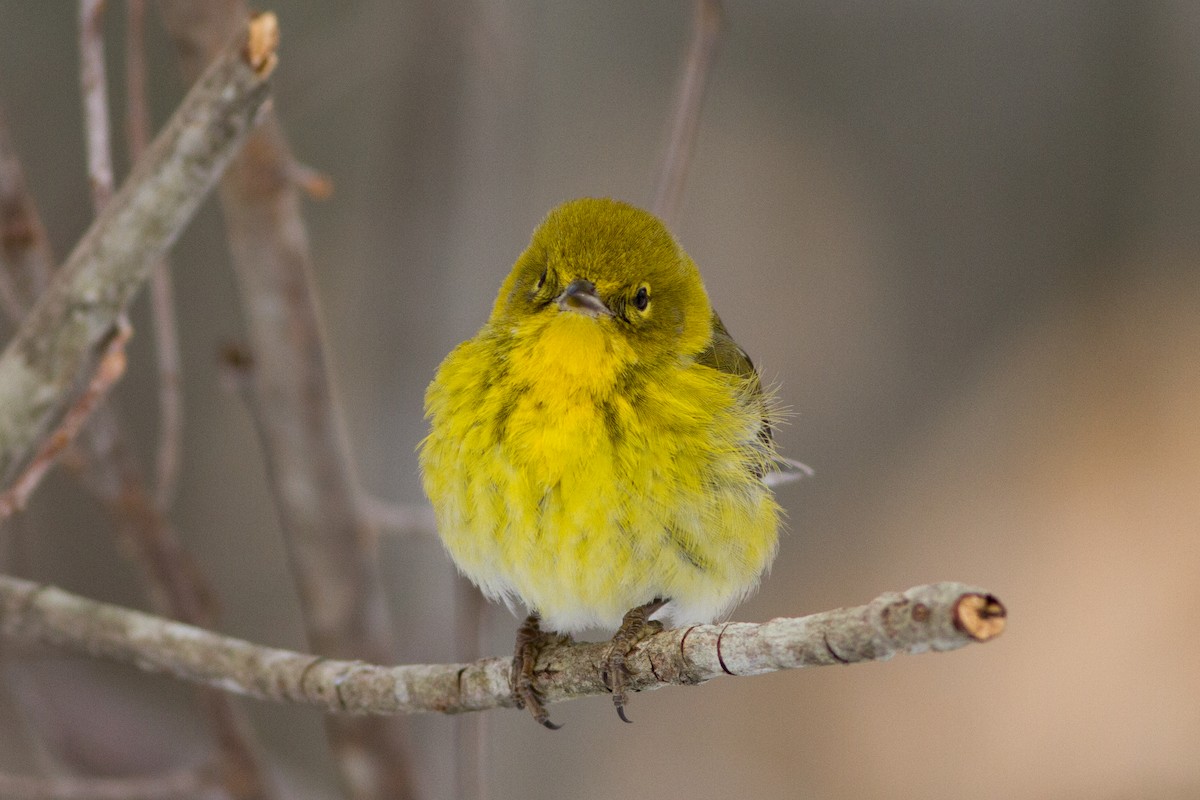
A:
420;317;780;633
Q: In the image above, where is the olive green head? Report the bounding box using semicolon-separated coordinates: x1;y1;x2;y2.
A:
491;198;714;362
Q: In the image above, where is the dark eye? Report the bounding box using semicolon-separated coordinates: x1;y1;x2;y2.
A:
535;269;547;290
634;285;650;311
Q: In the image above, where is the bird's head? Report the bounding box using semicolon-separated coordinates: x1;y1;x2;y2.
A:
490;198;714;367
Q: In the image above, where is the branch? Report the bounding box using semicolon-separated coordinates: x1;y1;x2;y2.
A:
0;767;210;800
79;0;116;212
0;11;277;492
0;319;129;519
126;0;185;513
0;112;54;324
0;576;1006;716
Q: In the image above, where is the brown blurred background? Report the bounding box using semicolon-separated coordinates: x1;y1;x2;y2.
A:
1;2;1198;798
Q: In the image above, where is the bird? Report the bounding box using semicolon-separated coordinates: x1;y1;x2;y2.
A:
420;197;804;728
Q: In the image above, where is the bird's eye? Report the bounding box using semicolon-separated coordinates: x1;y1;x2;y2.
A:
634;285;650;311
535;269;547;291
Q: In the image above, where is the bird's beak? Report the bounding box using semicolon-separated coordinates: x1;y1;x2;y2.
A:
556;279;613;318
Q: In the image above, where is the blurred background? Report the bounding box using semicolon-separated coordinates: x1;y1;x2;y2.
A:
1;1;1198;798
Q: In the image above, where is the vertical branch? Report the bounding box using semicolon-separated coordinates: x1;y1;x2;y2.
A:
453;580;488;800
158;4;418;799
652;0;725;227
126;0;184;511
79;0;116;212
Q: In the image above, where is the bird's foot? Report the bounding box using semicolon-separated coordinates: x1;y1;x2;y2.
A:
602;598;668;723
511;613;570;729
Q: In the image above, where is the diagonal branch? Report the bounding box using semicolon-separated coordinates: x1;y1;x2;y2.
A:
0;11;278;494
0;576;1006;717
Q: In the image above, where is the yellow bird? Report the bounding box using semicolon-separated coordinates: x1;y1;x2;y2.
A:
420;198;803;727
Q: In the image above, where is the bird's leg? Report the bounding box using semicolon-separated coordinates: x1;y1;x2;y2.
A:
603;598;668;723
511;613;570;729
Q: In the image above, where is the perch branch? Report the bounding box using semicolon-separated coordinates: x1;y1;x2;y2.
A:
0;11;277;492
0;576;1006;716
652;0;724;226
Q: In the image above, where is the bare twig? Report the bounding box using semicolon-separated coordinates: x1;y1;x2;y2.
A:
652;0;725;227
0;113;54;323
0;576;1007;717
0;12;276;493
159;5;416;799
126;0;185;512
0;320;130;520
0;767;212;800
80;0;116;212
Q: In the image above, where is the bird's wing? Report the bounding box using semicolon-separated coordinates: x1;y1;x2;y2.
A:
696;313;812;483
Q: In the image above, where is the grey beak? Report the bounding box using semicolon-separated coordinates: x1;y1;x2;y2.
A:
557;279;613;318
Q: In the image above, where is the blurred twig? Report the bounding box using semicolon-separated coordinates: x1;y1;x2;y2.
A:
79;0;115;212
453;579;487;800
0;576;1007;716
158;4;417;799
0;115;53;322
126;0;185;513
0;766;212;800
652;0;724;227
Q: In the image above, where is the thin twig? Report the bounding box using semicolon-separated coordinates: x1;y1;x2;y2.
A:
652;0;725;227
79;0;116;212
0;767;212;800
0;12;276;493
159;5;416;799
0;320;130;520
0;576;1007;717
126;0;184;512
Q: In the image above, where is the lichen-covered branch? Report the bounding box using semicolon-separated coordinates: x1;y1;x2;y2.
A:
0;576;1006;717
0;12;277;491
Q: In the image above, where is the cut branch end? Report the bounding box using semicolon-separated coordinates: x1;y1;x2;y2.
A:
245;12;280;77
953;593;1007;642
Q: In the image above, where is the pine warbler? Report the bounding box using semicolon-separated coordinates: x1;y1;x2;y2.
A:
420;198;802;727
